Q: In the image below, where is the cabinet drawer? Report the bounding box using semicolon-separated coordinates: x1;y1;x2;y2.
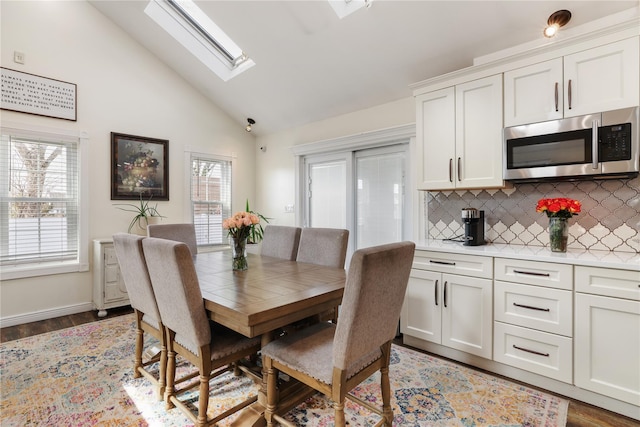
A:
575;266;640;300
495;281;572;337
494;322;572;383
413;250;492;279
494;258;572;290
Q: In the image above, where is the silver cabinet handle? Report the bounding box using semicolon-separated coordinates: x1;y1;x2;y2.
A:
448;158;453;183
592;119;599;170
554;82;559;112
457;157;462;182
513;344;549;357
568;79;572;110
513;302;550;312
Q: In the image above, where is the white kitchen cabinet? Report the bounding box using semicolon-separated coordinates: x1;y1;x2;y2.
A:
93;238;129;317
574;266;640;406
401;251;493;359
416;74;503;190
504;37;640;127
493;258;573;383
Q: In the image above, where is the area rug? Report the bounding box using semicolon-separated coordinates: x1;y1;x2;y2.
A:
0;314;567;426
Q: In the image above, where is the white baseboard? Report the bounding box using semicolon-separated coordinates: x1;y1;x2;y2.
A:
0;303;95;328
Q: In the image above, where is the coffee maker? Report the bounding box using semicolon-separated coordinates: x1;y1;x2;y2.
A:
461;208;485;246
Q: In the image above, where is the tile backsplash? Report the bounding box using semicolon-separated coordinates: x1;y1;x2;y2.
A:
424;176;640;253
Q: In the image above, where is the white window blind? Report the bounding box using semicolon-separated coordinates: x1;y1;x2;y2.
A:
190;154;231;246
1;132;80;268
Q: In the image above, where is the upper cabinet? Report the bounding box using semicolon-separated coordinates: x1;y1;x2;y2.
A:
504;37;640;127
416;74;503;190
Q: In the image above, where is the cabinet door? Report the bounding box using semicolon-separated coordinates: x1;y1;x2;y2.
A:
564;37;640;117
415;87;455;190
504;58;563;127
575;293;640;406
401;269;442;344
442;274;493;358
455;74;504;189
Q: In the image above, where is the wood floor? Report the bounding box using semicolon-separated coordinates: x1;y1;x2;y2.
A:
1;307;638;427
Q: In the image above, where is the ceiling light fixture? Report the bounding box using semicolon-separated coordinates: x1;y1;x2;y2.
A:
543;9;571;38
245;118;255;132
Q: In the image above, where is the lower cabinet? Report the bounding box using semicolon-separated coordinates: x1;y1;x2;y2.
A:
574;266;640;406
93;238;129;317
401;251;493;359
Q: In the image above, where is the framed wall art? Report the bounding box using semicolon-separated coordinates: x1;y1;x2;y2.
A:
111;132;169;200
1;67;77;121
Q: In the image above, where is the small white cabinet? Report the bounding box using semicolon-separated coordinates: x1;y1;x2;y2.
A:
93;238;129;317
574;266;640;406
401;251;493;358
504;37;640;127
416;74;503;190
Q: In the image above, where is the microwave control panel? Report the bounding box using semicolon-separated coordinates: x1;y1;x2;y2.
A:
599;123;632;162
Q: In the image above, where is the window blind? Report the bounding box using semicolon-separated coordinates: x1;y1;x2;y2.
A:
1;133;80;267
190;154;231;246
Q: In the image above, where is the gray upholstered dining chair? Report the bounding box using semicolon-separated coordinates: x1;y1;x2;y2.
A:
260;225;302;260
296;227;349;268
141;237;261;427
147;223;198;255
296;227;349;322
262;241;415;427
112;232;166;400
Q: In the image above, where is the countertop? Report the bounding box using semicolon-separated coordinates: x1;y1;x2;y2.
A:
415;240;640;272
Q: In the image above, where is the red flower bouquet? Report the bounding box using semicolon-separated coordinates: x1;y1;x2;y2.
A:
536;198;581;219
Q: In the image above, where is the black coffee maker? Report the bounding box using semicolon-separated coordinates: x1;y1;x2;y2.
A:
461;208;485;246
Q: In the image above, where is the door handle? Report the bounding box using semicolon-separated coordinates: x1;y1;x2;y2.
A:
434;280;438;306
443;281;448;308
592;119;599;170
457;157;462;182
554;82;559;112
568;79;572;110
448;158;453;183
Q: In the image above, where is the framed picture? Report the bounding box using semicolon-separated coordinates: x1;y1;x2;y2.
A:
111;132;169;200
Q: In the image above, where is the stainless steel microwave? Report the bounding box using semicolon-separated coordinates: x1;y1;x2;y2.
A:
503;107;639;182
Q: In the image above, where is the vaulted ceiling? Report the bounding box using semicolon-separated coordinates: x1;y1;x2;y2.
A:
90;1;638;136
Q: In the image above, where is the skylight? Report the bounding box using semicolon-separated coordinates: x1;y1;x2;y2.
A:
328;0;371;19
144;0;254;82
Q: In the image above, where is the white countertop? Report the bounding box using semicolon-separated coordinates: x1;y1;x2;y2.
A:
415;240;640;272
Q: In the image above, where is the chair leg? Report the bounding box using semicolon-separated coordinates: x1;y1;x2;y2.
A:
264;356;278;427
158;341;167;400
333;400;346;427
196;372;210;427
134;313;143;378
164;331;176;409
380;365;393;426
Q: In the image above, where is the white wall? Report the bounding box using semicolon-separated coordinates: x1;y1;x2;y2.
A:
254;97;415;226
0;1;256;322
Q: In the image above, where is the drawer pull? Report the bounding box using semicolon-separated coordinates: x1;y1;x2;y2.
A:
513;345;549;357
513;302;550;312
513;269;550;277
430;260;456;266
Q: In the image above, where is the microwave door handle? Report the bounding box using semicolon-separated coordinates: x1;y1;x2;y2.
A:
592;120;599;169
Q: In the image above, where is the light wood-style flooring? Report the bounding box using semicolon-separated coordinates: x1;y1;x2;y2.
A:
1;307;638;427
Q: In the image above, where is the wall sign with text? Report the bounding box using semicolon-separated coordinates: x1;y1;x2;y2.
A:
1;67;77;121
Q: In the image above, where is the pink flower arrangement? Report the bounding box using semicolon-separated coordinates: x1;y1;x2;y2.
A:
536;197;581;219
223;211;260;240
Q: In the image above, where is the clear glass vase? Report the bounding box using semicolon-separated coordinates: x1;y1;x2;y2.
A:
230;236;248;271
548;217;568;253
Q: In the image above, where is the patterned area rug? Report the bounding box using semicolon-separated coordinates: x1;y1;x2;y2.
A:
1;314;567;426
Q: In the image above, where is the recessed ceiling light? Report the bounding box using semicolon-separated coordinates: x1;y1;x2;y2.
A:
544;10;571;38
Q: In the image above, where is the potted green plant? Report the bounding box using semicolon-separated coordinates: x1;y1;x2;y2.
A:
114;195;164;234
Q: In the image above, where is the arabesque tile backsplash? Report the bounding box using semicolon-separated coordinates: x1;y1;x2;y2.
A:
424;176;640;253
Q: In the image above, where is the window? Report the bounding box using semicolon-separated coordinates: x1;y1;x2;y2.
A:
145;0;255;81
190;153;231;247
0;125;88;280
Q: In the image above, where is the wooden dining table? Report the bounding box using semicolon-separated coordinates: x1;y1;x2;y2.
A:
192;250;347;426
